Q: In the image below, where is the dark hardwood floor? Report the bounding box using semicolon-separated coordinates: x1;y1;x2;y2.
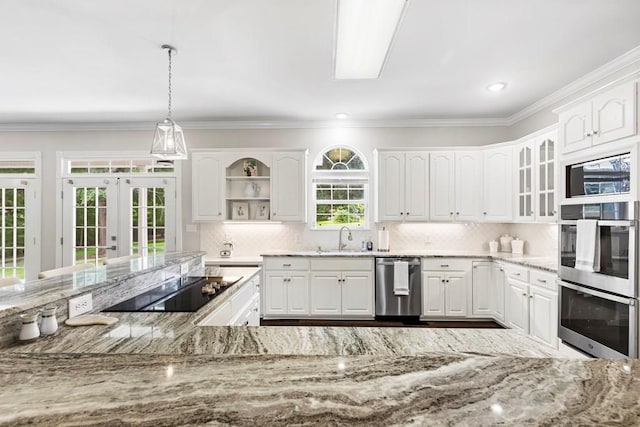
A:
260;318;504;329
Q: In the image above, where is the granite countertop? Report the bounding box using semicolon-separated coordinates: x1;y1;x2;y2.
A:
0;251;206;320
261;250;558;273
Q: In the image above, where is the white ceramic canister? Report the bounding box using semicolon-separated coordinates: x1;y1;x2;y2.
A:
40;305;58;336
511;238;524;255
499;234;513;252
19;312;40;341
489;240;499;253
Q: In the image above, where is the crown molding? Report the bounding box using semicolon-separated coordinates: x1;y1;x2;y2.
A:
0;45;638;132
506;45;640;125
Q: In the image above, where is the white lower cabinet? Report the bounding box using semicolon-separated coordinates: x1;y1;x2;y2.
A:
492;263;506;322
264;271;309;316
471;261;493;316
503;265;558;348
309;258;374;318
262;257;374;319
422;259;471;318
198;274;261;326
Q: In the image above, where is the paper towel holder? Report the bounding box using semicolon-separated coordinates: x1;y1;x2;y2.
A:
378;226;390;252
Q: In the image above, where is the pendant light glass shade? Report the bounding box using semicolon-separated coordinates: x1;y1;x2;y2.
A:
152;118;187;160
151;45;187;160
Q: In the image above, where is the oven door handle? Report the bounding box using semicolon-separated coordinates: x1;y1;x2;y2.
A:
559;220;635;227
559;280;634;305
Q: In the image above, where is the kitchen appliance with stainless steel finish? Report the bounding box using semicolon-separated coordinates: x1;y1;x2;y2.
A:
565;152;631;199
558;201;639;358
104;275;243;312
375;257;421;316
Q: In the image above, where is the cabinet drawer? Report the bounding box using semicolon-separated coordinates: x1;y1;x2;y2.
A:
529;269;557;292
422;258;472;271
264;257;309;271
310;257;373;271
503;264;529;282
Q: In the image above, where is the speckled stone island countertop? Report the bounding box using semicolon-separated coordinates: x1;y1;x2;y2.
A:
2;254;639;425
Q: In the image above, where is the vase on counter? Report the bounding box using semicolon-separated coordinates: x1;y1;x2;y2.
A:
244;182;261;197
499;234;513;252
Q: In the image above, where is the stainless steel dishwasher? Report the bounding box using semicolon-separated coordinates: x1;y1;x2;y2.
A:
375;257;422;316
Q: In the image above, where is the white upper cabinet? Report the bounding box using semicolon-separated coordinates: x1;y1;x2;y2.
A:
378;151;429;221
271;151;307;222
429;151;481;221
558;80;637;154
482;146;513;221
514;130;558;222
192;151;225;221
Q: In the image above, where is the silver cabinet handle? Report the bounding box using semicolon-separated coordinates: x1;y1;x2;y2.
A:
450;212;453;215
440;264;449;267
592;130;598;135
514;272;521;276
456;212;459;215
400;212;404;215
537;279;547;283
529;295;533;299
483;212;487;215
406;212;410;215
522;292;527;296
283;263;292;267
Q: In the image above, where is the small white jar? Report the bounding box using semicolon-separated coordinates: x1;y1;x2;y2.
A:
19;312;40;341
40;305;58;336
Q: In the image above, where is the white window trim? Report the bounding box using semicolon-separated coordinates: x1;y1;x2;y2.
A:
310;146;371;230
55;151;183;268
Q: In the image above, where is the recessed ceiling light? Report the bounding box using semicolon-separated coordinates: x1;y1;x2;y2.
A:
336;113;349;119
487;82;507;92
334;0;408;79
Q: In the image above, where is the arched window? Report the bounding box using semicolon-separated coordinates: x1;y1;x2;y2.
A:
312;146;368;228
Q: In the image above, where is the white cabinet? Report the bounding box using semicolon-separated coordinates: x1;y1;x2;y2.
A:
263;257;374;319
263;257;310;317
515;130;558;222
271;151;307;222
429;151;481;221
503;264;558;348
558;80;637;154
192;151;225;221
482;146;513;221
422;259;470;318
492;262;505;322
198;274;260;326
378;151;429;221
309;258;374;317
471;261;493;316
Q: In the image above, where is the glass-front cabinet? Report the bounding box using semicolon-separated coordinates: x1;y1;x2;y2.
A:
514;129;557;222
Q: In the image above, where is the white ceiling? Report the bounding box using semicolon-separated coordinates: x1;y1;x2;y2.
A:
2;0;640;126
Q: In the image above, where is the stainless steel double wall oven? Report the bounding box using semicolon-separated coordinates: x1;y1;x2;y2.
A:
558;152;638;358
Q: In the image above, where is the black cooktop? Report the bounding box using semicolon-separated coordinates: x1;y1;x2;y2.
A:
103;276;243;312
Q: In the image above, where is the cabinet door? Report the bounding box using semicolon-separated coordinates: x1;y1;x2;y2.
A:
341;271;374;316
482;147;513;221
191;152;225;221
378;152;405;221
287;272;309;315
592;81;637;146
535;132;557;221
272;151;306;221
505;278;529;333
404;152;429;221
310;271;341;315
472;262;492;316
429;152;455;221
263;272;288;316
492;263;506;322
559;102;592;154
515;141;534;221
445;272;468;317
454;151;481;221
422;271;445;316
529;285;558;348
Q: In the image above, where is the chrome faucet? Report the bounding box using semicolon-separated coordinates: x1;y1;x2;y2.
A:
338;226;353;251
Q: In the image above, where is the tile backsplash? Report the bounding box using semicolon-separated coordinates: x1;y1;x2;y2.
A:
200;222;557;258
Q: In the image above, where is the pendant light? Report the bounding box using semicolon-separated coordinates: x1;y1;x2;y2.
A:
151;44;188;160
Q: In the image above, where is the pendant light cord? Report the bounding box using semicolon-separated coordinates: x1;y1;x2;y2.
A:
167;47;173;120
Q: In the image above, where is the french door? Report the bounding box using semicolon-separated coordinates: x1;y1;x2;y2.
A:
0;179;39;280
62;177;176;266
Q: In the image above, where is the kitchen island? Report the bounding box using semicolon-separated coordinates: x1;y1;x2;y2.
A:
1;253;639;425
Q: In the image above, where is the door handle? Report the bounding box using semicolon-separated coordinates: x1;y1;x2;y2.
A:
109;245;117;250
